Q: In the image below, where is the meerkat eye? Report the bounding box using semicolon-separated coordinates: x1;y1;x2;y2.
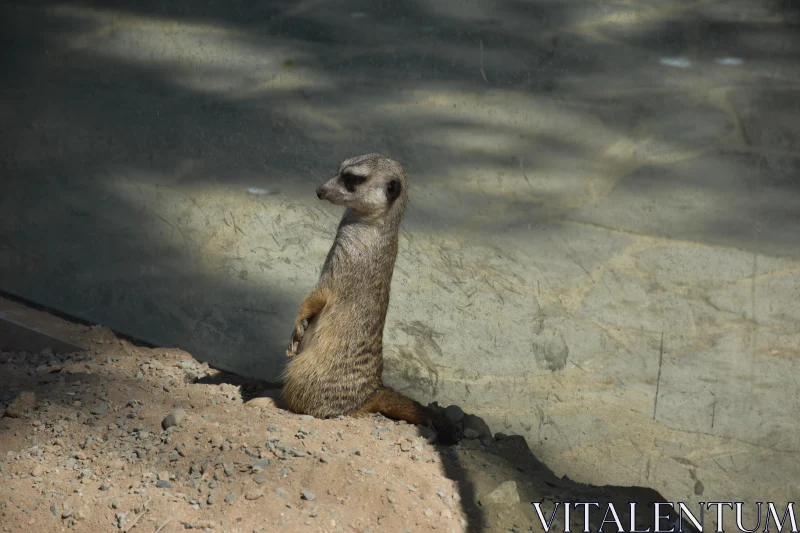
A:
386;179;402;202
341;172;366;193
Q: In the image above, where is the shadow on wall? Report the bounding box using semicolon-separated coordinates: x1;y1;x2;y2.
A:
2;0;800;376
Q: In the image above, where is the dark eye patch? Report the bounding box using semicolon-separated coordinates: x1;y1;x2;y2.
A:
386;179;402;202
341;171;367;192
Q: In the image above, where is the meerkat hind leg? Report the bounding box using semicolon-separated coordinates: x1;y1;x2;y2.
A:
356;387;460;444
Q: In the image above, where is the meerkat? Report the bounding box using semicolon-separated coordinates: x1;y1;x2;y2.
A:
281;153;460;444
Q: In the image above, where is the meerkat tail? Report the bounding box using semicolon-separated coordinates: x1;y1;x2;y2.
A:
358;387;460;444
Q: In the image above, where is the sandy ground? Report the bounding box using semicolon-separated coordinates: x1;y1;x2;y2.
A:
0;299;682;533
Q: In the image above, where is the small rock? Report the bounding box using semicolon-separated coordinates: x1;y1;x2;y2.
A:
111;498;120;509
5;391;36;418
245;489;263;501
275;487;289;499
462;414;492;439
299;415;314;422
31;465;44;477
156;480;172;489
90;403;108;415
301;489;316;501
224;492;237;504
251;459;271;469
480;481;520;506
158;471;170;481
463;428;480;439
253;476;267;485
61;508;73;519
74;506;87;521
444;405;464;423
162;408;186;430
400;441;411;452
441;509;452;519
116;512;127;528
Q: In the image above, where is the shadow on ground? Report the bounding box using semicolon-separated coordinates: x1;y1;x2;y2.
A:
201;368;699;533
2;0;799;369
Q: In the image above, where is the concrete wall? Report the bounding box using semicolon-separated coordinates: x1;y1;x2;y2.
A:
1;0;799;507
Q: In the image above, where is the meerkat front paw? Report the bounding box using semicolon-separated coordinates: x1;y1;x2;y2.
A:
286;318;310;357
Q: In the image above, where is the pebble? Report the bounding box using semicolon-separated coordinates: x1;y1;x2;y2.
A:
301;489;316;501
244;489;264;501
444;405;464;423
156;480;172;489
5;391;36;418
480;480;520;506
275;487;289;499
90;403;108;415
463;428;480;439
224;492;237;504
251;459;271;469
462;414;492;439
161;408;186;430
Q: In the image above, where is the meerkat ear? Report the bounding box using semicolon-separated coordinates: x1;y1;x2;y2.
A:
386;179;402;202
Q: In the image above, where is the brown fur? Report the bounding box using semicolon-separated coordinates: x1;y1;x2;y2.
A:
281;153;459;444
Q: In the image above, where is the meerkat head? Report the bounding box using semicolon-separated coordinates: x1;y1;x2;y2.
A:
316;153;408;221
